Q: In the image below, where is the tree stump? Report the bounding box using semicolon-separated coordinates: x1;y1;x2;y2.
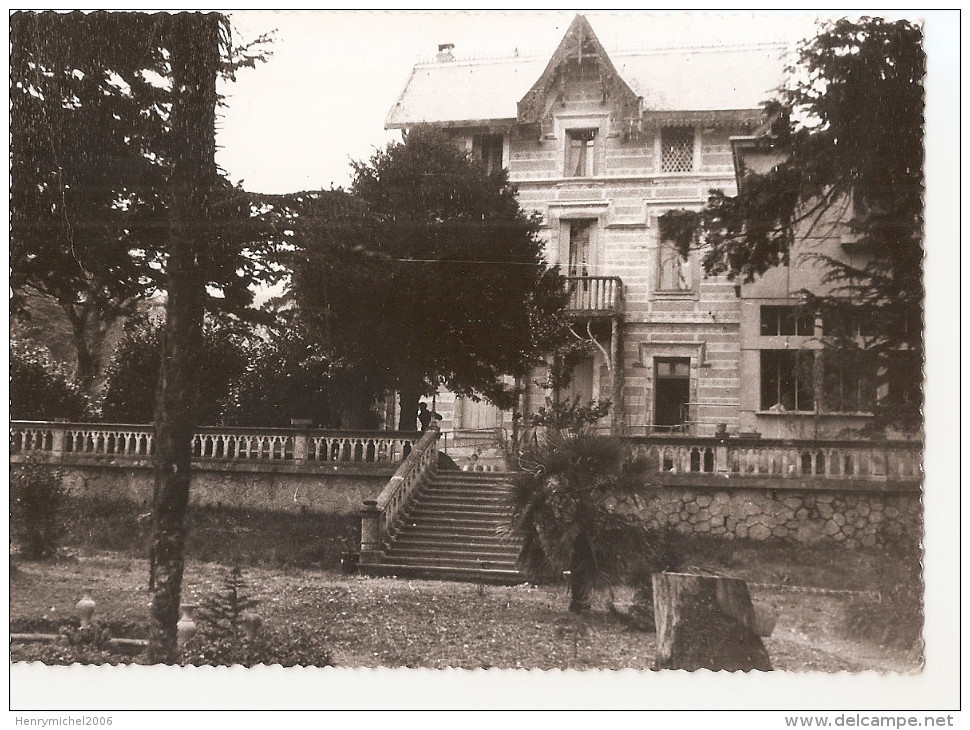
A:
653;572;773;672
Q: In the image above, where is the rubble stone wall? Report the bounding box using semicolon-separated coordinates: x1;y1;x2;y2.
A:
641;486;921;547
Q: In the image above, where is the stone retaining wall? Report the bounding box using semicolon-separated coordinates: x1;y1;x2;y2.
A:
13;461;392;516
641;486;921;547
14;462;921;547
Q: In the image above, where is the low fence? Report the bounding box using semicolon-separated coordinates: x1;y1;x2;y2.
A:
623;435;921;490
9;420;420;515
10;420;418;466
359;426;441;565
621;435;922;548
10;422;923;546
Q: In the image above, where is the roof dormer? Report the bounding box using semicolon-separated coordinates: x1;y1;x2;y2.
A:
516;15;642;136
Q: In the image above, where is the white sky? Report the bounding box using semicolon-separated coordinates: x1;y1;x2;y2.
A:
215;10;820;194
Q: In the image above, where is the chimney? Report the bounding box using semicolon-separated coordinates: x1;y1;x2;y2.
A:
436;43;455;62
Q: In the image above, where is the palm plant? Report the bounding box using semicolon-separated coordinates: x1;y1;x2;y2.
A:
509;428;654;612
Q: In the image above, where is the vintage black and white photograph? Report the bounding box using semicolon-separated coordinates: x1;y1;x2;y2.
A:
7;8;957;714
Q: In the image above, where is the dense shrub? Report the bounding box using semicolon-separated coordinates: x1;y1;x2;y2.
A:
100;315;249;424
11;459;68;559
10;340;90;420
98;315;161;422
528;397;612;432
219;328;338;427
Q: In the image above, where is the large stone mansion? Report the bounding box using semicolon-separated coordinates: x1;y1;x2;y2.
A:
385;14;896;442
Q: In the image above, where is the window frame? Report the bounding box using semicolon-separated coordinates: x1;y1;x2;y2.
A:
565;128;597;177
819;349;877;414
657;236;694;293
760;349;816;412
760;305;815;337
473;132;505;175
659;125;696;174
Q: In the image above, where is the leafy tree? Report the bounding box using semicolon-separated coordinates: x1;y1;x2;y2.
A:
509;429;654;612
220;320;372;428
10;12;279;394
289;127;568;431
700;18;924;431
100;314;249;424
10;11;170;392
10;340;90;420
529;397;612;432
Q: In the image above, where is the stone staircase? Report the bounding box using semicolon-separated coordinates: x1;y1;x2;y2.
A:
362;471;524;584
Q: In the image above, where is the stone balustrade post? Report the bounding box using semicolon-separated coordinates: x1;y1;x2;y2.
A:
715;443;728;473
359;499;383;565
290;419;311;463
51;421;67;458
293;433;308;462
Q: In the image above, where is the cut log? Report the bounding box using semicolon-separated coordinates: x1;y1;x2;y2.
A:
653;571;772;672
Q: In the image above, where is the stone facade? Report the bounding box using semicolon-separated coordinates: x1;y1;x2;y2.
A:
386;15;921;445
642;486;921;548
386;16;787;438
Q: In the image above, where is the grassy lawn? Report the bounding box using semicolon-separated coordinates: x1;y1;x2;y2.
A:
10;543;923;672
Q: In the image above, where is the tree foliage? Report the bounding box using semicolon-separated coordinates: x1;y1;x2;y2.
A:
100;314;249;425
220;318;359;428
10;11;280;392
10;340;91;421
700;18;924;431
11;459;68;561
509;430;654;612
288;127;568;430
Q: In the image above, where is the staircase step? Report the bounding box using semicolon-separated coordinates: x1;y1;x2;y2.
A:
404;508;509;522
369;468;524;585
387;549;519;565
359;563;524;585
410;506;507;516
396;524;509;539
394;527;519;547
435;471;514;479
390;538;519;555
415;491;509;503
381;553;519;570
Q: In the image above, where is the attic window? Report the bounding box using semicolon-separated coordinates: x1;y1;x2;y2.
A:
661;126;695;173
473;133;504;175
566;129;596;177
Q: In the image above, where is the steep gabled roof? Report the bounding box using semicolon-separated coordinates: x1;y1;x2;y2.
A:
386;55;544;128
516;14;641;125
385;15;788;130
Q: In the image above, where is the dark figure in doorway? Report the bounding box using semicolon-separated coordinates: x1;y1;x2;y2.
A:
417;402;442;432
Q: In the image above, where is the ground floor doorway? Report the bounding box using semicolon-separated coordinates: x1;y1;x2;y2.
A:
655;357;691;430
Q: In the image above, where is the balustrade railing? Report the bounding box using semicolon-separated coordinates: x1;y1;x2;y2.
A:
359;426;440;565
564;276;623;313
625;436;922;484
10;421;418;467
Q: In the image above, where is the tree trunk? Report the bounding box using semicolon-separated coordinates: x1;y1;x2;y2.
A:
397;381;422;432
652;572;772;672
65;303;113;396
568;534;594;613
148;12;220;664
